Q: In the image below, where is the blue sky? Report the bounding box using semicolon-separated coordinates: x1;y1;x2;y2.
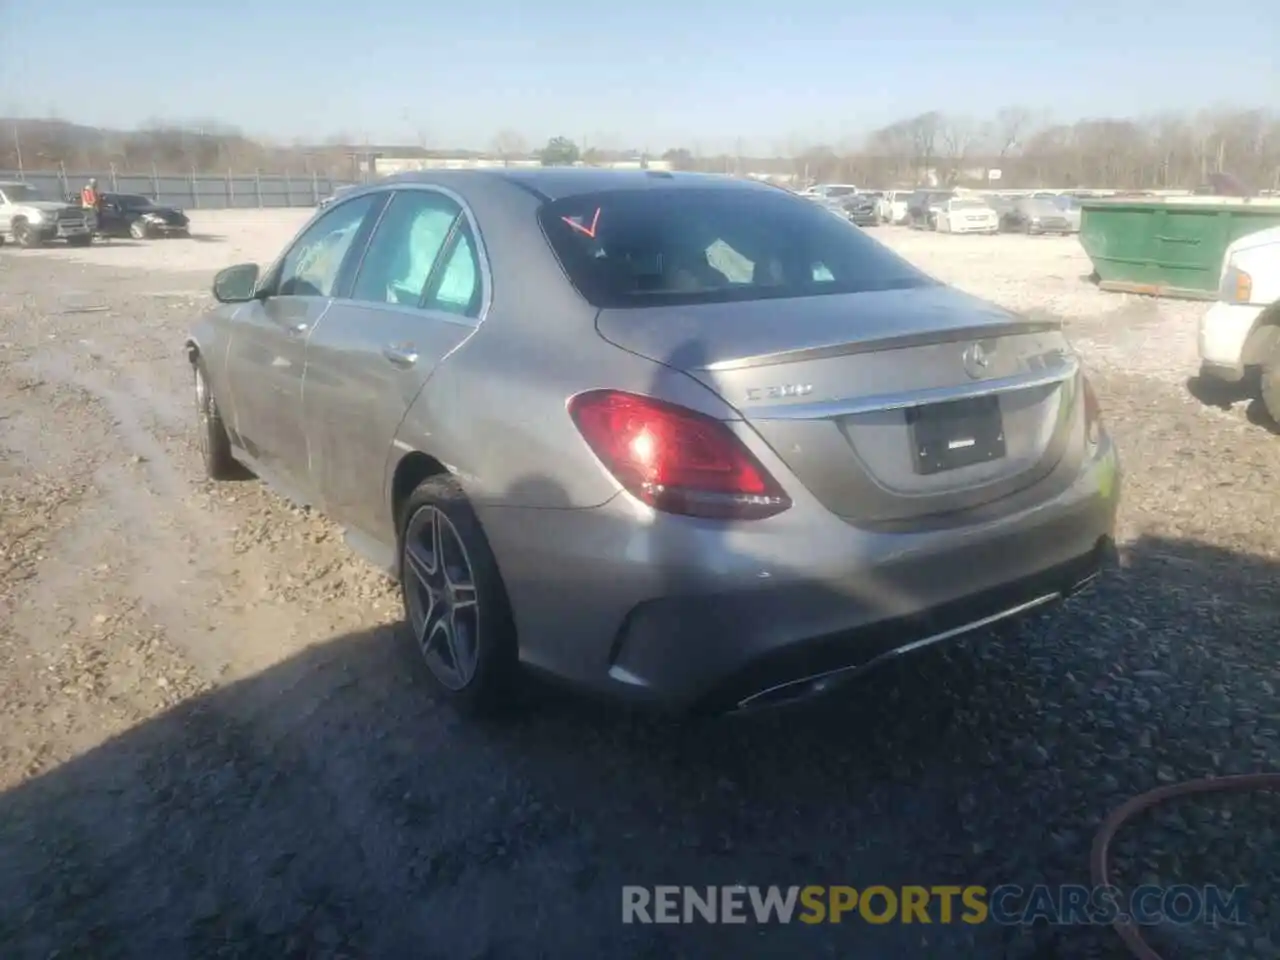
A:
1;0;1275;152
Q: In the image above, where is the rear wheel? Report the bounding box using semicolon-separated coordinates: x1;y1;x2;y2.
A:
399;474;519;714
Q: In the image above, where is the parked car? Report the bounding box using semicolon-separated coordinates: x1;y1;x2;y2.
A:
1050;195;1083;233
319;184;359;209
800;183;859;203
935;197;1000;234
999;197;1073;235
906;189;955;230
87;193;191;239
187;169;1119;716
0;180;94;247
841;193;880;226
878;190;913;224
1197;224;1280;420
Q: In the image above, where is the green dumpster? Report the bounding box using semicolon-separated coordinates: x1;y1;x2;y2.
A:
1079;198;1280;300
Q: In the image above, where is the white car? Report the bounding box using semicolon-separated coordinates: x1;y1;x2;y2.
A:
800;183;859;203
877;190;912;224
935;197;999;234
1197;225;1280;420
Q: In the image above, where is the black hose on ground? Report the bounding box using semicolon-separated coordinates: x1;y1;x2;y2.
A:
1090;773;1280;960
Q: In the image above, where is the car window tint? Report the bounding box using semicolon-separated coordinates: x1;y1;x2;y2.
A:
351;190;461;306
539;187;934;308
278;194;380;298
425;225;482;317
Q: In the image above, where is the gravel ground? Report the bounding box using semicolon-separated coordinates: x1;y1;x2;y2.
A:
1;216;1278;960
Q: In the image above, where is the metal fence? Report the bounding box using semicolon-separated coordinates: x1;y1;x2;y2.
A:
0;168;360;210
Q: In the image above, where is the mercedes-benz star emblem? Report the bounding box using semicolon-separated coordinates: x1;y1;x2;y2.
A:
962;342;991;380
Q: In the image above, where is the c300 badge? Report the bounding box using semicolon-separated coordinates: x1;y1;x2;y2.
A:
745;383;814;401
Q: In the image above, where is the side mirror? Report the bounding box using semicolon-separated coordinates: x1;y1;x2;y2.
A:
212;263;261;303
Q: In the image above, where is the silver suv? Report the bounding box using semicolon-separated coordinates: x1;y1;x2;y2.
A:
0;181;94;247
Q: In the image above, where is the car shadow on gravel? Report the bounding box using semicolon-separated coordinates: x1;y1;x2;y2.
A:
1185;373;1280;435
1;528;1277;960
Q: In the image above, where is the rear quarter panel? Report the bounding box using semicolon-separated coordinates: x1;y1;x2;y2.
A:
392;178;743;513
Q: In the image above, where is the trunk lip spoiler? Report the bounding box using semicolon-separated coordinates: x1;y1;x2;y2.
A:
700;319;1062;372
746;352;1079;421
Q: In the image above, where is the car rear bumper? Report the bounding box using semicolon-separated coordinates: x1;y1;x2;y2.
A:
1197;301;1264;379
480;435;1120;713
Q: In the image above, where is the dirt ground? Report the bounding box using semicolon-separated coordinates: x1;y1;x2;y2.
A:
1;216;1278;960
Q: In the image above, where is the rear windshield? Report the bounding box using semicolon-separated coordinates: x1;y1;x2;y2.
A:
538;187;935;308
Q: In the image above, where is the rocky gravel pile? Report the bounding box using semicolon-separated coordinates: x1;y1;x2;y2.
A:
0;229;1277;959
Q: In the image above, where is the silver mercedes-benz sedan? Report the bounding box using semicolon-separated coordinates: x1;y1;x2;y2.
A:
186;169;1120;715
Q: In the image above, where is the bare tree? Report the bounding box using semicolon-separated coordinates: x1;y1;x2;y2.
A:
992;106;1032;161
3;105;1278;191
905;111;943;184
938;116;979;185
490;129;527;166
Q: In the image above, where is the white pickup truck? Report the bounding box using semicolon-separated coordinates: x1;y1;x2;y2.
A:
1197;225;1280;421
0;180;95;247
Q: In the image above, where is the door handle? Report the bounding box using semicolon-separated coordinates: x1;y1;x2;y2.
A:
382;344;419;367
289;321;310;335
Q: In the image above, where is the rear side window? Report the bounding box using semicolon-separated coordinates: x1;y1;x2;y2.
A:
538;187;934;308
425;225;482;318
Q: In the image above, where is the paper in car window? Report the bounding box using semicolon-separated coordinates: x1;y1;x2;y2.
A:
561;207;601;239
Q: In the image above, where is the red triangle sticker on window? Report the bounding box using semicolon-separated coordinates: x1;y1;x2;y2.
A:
562;207;601;239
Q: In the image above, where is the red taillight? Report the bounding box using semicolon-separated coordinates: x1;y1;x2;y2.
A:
567;389;791;520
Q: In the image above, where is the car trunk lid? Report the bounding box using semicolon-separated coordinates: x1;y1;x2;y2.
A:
596;285;1084;525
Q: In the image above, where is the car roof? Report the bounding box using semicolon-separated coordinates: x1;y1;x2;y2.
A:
378;167;771;202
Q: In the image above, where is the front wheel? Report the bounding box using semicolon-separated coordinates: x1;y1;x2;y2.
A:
14;222;42;248
129;220;149;240
400;475;519;714
1260;342;1280;426
193;361;242;480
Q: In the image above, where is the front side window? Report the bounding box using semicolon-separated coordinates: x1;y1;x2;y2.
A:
538;186;934;308
1;183;42;202
277;194;381;298
351;190;462;306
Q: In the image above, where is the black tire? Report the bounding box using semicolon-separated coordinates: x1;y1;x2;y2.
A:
1261;342;1280;427
129;219;149;240
15;221;41;248
66;234;92;247
193;360;241;480
399;474;519;714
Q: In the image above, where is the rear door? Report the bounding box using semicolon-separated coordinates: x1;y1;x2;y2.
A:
302;187;485;538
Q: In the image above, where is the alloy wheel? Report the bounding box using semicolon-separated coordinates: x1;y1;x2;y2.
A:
403;505;480;691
